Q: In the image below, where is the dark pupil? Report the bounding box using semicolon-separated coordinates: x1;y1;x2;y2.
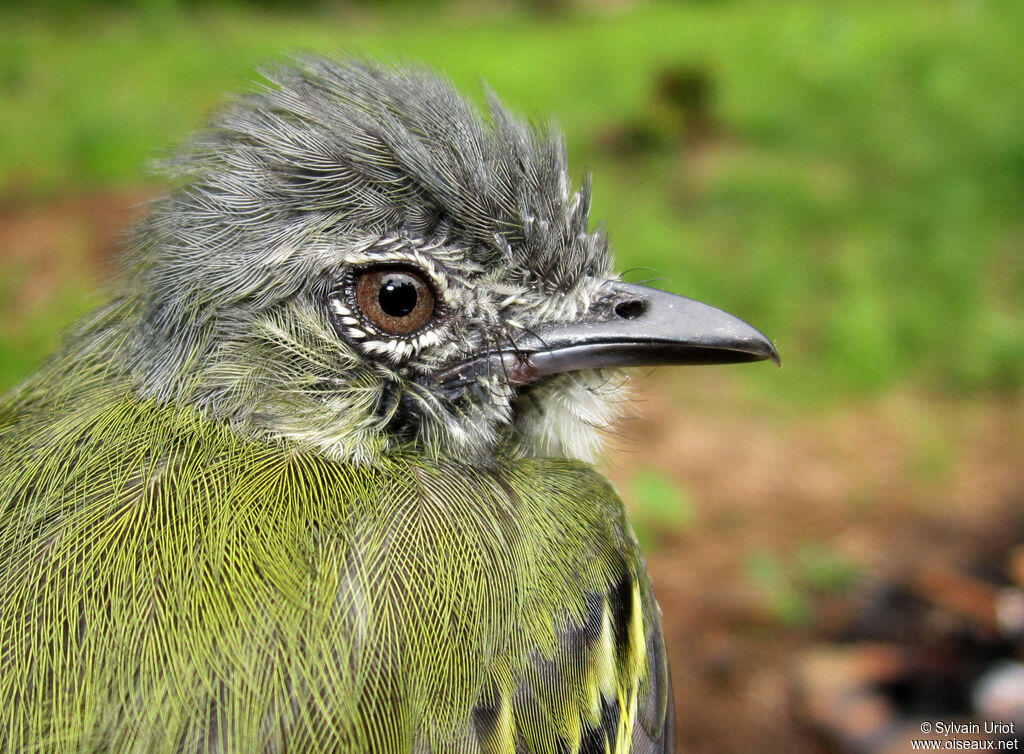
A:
378;275;418;318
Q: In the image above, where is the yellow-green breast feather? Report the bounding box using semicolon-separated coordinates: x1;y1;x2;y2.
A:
0;381;671;753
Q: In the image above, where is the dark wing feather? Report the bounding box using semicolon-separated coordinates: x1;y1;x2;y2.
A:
500;557;674;754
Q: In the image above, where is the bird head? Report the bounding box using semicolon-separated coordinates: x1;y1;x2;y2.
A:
112;58;776;466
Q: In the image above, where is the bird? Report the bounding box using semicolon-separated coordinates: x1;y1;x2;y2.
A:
0;58;777;753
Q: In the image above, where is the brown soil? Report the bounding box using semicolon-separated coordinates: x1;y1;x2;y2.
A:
3;190;1024;752
612;384;1024;752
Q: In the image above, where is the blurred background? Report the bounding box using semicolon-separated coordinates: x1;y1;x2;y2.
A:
2;0;1023;750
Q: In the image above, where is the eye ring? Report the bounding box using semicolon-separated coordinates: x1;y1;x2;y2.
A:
346;264;438;337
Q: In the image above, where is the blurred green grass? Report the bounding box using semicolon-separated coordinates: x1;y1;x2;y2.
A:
2;0;1023;399
628;468;696;549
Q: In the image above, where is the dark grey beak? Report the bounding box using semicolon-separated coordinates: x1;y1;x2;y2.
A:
437;280;778;398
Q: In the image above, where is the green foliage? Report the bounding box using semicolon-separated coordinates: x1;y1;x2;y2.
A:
746;545;862;627
745;550;813;628
628;468;695;549
1;0;1022;398
794;544;860;596
0;251;101;394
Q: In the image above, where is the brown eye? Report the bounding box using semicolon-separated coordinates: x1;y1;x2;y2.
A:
353;267;436;335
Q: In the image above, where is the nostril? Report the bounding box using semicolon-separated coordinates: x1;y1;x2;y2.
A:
614;299;646;320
